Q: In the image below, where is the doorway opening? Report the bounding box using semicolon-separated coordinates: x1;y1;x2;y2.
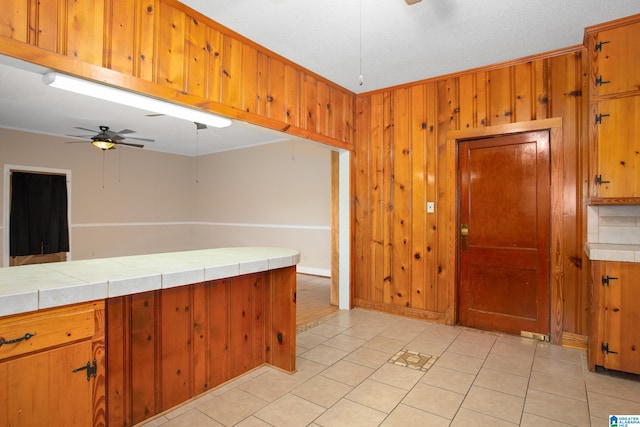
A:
3;165;72;267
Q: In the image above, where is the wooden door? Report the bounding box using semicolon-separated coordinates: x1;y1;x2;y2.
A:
601;262;640;374
458;131;550;336
0;340;94;426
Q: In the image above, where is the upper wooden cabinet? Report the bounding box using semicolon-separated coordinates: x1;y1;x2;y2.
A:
587;15;640;202
590;96;640;198
588;18;640;98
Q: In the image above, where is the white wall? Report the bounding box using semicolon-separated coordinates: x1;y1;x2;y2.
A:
0;128;331;273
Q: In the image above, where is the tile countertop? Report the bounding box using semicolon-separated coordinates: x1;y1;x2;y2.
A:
0;247;300;318
584;242;640;263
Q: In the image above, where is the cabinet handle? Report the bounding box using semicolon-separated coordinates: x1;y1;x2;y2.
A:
0;332;36;347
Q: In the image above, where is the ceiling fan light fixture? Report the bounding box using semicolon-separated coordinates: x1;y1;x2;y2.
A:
91;140;116;150
42;72;232;129
405;0;422;4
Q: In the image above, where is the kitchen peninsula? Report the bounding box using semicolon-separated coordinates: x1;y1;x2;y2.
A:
0;247;299;426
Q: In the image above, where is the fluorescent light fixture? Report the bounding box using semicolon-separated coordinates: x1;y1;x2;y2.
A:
42;72;232;128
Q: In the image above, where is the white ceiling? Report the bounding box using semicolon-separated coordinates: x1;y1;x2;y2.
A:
1;0;639;156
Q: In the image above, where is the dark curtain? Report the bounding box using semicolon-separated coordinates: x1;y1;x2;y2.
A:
10;172;70;256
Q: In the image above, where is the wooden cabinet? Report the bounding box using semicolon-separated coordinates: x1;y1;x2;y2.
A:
590;96;640;198
588;19;640;98
590;261;640;374
587;16;640;202
0;301;105;427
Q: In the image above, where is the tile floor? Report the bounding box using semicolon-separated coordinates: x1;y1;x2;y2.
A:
139;308;640;426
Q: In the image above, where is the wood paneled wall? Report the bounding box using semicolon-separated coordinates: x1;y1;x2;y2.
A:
353;49;589;343
106;268;296;426
0;0;354;149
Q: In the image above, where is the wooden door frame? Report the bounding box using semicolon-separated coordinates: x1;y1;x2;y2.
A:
445;118;564;344
2;164;73;267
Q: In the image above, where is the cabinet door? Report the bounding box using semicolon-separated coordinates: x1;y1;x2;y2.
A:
0;340;94;426
592;96;640;198
602;262;640;374
590;20;640;97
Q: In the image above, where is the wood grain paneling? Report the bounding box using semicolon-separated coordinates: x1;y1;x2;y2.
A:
0;0;354;150
106;268;294;426
354;50;587;341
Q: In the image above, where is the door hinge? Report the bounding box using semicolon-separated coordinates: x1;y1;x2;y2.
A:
72;359;97;381
595;113;610;125
595;40;610;52
595;75;611;86
602;275;619;286
594;175;611;186
601;342;618;354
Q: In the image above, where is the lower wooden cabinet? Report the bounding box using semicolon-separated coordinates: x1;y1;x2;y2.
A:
0;301;106;427
590;261;640;374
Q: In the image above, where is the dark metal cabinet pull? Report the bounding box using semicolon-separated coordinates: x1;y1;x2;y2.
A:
0;332;36;347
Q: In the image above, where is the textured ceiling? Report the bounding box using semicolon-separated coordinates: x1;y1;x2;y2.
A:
1;1;640;156
181;0;640;93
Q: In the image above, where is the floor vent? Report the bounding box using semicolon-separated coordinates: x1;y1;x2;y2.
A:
389;349;437;372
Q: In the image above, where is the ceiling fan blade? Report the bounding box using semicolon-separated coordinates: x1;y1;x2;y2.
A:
64;140;90;144
66;134;94;138
73;126;98;133
115;141;145;148
115;129;135;135
124;136;155;142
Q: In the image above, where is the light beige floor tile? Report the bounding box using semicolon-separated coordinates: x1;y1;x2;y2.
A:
528;370;587;401
450;407;519;426
532;356;585;380
587;391;640;420
305;322;346;338
457;329;499;346
234;415;272;426
291;357;327;382
297;330;329;349
254;393;325;427
138;416;169;426
380;403;450;426
406;336;451;357
237;370;301;402
585;371;640;402
291;375;352;408
156;409;222;427
474;367;529;397
402;382;464;419
491;337;537;361
435;351;485;375
343;346;391;369
197;388;268;426
483;352;533;377
378;323;425;343
420;365;475;394
314;398;387;427
298;344;349;366
520;412;573;426
418;324;462;344
523;389;589;426
369;362;424;390
320;360;375;386
322;333;367;352
448;339;492;360
535;342;584;365
345;379;408;413
363;335;407;354
461;385;524;423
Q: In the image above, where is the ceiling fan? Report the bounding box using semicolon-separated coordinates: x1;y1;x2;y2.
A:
66;125;154;150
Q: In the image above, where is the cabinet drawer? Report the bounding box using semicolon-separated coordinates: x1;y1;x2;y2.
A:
0;303;97;361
